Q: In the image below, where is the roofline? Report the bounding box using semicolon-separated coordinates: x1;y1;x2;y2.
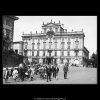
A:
22;33;84;38
12;41;23;44
6;16;19;20
42;23;61;27
84;46;89;53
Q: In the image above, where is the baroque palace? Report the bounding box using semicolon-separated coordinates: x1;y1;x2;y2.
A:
21;20;89;67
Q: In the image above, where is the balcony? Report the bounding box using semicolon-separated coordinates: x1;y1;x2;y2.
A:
74;48;79;52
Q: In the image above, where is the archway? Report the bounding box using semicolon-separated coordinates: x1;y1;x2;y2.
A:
46;57;53;64
74;59;80;67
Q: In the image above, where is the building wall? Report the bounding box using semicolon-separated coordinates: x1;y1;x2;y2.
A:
22;21;89;66
3;16;15;42
22;35;84;65
12;42;23;55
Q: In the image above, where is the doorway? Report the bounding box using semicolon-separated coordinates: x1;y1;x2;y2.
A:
46;57;53;64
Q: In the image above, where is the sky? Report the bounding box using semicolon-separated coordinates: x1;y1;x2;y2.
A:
14;16;97;58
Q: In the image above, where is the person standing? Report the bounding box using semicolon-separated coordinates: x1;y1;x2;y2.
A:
52;65;54;77
12;68;18;81
4;68;9;83
46;64;52;82
54;65;57;79
63;63;69;79
56;65;59;78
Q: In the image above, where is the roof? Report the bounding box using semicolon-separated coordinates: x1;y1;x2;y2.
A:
6;16;19;20
12;41;23;44
22;32;84;38
42;22;61;27
84;46;89;53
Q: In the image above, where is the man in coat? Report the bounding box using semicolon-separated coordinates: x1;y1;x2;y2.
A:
46;64;52;82
4;68;9;83
63;62;69;79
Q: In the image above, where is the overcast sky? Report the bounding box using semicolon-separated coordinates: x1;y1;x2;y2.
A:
14;16;97;58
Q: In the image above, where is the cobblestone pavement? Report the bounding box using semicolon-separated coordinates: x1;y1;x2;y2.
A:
3;66;97;84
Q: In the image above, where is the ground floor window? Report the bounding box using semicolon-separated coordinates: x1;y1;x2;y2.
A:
61;59;63;64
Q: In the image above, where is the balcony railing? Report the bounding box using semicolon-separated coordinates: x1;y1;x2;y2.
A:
74;48;79;52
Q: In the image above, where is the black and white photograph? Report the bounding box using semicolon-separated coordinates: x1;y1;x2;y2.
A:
2;16;97;84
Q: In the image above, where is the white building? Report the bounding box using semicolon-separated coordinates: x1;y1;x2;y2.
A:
12;41;23;55
22;20;89;66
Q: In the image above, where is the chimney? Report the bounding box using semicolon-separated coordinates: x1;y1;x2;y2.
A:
51;19;52;23
82;28;83;32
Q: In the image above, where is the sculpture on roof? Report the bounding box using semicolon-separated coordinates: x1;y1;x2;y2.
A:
59;20;60;24
51;19;52;23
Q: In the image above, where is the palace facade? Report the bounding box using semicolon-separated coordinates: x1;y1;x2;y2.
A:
22;20;89;67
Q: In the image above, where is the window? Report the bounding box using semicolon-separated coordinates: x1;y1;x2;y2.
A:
67;41;71;45
32;43;35;50
37;42;40;50
75;45;78;49
43;51;45;56
67;51;70;56
75;38;79;45
32;52;34;56
15;49;18;54
49;42;52;49
55;42;57;49
55;28;58;32
55;51;57;56
67;45;70;49
43;42;46;49
25;45;27;49
62;38;64;42
61;51;64;56
61;42;64;49
37;51;39;56
75;52;78;56
25;42;28;50
44;28;46;33
68;37;70;41
61;59;63;64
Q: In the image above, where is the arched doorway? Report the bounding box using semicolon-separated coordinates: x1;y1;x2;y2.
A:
46;57;53;64
74;59;80;67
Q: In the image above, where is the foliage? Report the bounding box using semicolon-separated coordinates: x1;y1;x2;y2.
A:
89;53;97;68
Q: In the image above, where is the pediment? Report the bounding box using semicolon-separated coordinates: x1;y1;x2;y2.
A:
42;23;60;27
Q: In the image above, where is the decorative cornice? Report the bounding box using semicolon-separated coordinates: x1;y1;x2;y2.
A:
25;48;83;51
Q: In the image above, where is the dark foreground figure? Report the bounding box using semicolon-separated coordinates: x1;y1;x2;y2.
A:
46;64;52;82
63;63;69;79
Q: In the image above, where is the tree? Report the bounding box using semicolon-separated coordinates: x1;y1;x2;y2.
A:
90;53;97;68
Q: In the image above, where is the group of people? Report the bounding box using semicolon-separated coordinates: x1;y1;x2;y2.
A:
3;62;61;83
